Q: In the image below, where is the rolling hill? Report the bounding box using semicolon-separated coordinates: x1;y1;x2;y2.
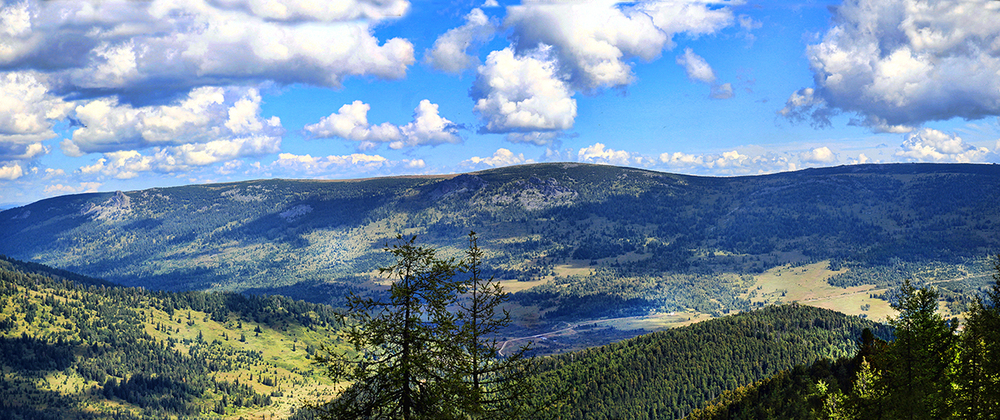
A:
2;163;998;329
0;256;345;419
0;256;890;420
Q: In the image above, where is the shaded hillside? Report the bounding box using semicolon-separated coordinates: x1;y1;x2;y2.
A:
0;256;344;419
533;304;890;420
2;163;999;316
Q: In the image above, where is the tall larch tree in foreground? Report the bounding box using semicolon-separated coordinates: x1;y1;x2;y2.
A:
311;235;462;420
308;233;544;419
455;231;537;419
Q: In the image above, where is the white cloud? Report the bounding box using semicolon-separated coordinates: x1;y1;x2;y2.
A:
76;135;281;179
303;101;400;143
462;148;531;168
676;47;734;99
896;128;995;162
788;0;1000;130
505;0;734;91
0;161;24;180
43;168;65;178
43;181;101;195
0;72;71;160
677;47;715;84
658;149;797;175
425;8;496;74
272;152;424;176
848;153;871;165
305;99;460;149
799;146;838;164
62;87;283;156
209;0;410;22
578;142;648;166
472;47;576;134
482;0;500;7
1;0;415;100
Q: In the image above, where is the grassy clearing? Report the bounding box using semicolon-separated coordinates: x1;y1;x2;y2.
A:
4;283;349;419
746;261;895;321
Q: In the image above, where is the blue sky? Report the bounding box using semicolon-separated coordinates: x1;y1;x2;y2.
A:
2;0;1000;206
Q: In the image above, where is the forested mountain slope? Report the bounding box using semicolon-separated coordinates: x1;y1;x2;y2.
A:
2;163;999;319
534;304;890;420
0;256;343;419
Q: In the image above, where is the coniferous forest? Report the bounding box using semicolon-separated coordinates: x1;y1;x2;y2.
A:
689;267;1000;420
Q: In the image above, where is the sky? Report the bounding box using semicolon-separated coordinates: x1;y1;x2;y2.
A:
2;0;1000;207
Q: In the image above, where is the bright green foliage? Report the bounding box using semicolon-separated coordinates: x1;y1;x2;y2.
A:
0;255;337;419
956;256;1000;419
882;279;957;420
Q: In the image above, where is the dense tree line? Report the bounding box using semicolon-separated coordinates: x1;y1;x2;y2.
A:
690;259;1000;420
529;304;889;420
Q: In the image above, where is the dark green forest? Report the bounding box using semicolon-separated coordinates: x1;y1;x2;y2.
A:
689;273;1000;420
532;304;891;420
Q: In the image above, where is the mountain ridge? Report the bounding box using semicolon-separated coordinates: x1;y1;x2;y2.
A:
2;162;998;330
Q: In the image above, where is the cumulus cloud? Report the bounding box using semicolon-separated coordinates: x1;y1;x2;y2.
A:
658;150;796;175
0;0;415;102
472;47;576;134
0;72;72;160
462;148;531;168
426;8;496;74
272;152;424;177
799;146;838;164
209;0;410;22
43;181;101;195
482;0;500;7
305;99;460;150
896;128;996;162
467;0;738;136
0;161;24;180
848;153;871;165
62;87;283;157
784;0;1000;131
77;132;281;179
578;143;649;166
505;0;734;92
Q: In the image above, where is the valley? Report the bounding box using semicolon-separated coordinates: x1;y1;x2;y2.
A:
3;162;1000;418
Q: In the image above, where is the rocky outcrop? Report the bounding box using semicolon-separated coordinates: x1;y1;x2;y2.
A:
81;191;133;221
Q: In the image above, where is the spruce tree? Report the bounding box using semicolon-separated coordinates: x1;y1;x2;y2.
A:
957;255;1000;419
881;279;956;420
